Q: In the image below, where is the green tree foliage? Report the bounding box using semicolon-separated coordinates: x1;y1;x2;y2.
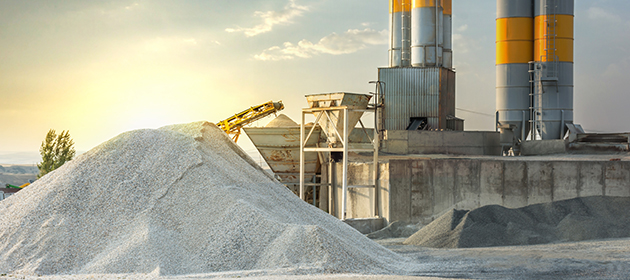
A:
37;129;76;178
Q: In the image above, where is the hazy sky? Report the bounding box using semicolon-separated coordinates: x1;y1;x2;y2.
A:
1;0;630;163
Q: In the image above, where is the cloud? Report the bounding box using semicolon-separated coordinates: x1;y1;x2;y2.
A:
125;3;140;10
587;6;630;29
587;7;623;23
254;28;388;61
225;0;309;37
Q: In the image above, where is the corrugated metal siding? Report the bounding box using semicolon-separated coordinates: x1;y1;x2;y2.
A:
378;67;455;130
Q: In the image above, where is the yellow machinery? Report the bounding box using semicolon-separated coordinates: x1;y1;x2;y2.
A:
217;101;284;142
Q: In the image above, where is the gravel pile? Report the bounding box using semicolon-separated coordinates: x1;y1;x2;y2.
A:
404;196;630;248
366;221;422;240
0;122;408;276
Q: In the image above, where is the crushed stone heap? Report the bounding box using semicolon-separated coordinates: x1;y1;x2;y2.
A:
404;196;630;248
0;122;407;276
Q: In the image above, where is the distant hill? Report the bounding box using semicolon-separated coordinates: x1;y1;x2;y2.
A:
0;164;38;186
0;151;41;165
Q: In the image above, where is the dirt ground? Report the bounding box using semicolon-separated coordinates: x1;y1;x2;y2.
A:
378;237;630;279
4;237;628;280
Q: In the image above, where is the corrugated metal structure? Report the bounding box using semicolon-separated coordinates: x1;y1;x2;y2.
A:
379;67;456;130
496;0;534;142
495;0;574;142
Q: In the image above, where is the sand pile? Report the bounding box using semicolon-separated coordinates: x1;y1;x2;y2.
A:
0;122;407;276
266;114;298;127
404;196;630;248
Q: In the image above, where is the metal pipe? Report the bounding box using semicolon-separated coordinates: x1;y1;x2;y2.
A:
312;175;317;206
390;0;395;65
435;2;439;67
373;112;380;217
300;111;305;200
496;111;500;132
558;110;564;139
328;157;334;215
341;108;349;220
522;110;527;141
401;0;410;66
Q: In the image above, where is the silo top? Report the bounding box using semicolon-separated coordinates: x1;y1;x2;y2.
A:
390;0;411;13
534;0;574;16
443;0;452;15
412;0;442;8
497;0;533;18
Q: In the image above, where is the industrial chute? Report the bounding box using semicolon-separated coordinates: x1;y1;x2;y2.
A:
216;101;284;142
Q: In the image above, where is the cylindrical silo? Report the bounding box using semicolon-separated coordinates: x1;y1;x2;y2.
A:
389;0;403;67
411;0;443;67
443;0;453;69
390;0;411;67
496;0;534;141
533;0;573;139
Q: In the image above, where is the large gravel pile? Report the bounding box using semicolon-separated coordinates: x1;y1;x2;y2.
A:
404;196;630;248
0;122;408;276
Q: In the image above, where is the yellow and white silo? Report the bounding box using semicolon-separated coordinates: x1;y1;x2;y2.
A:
496;0;534;141
442;0;453;69
532;0;574;139
411;0;443;67
389;0;412;67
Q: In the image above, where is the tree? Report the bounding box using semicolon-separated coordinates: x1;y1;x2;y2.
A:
37;129;76;178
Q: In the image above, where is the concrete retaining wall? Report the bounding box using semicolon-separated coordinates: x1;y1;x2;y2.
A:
339;158;630;225
393;159;630;224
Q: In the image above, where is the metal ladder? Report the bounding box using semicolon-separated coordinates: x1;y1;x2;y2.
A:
530;1;559;140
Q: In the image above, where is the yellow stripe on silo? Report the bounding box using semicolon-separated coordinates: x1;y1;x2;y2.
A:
496;17;534;64
496;41;534;64
534;14;574;62
390;0;399;13
443;0;451;15
390;0;411;13
412;0;442;8
497;17;534;41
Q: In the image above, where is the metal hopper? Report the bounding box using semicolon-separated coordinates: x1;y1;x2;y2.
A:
305;92;372;144
243;115;322;191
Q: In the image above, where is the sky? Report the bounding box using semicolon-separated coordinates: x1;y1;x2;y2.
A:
1;0;630;164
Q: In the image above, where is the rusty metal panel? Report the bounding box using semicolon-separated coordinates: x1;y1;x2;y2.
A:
244;126;322;184
379;67;455;130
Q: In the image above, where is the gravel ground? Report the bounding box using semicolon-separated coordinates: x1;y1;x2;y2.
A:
381;237;630;279
2;237;629;279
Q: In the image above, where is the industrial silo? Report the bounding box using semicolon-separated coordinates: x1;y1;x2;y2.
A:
379;0;457;131
389;0;411;67
496;0;534;142
411;0;443;67
443;0;453;69
532;0;574;139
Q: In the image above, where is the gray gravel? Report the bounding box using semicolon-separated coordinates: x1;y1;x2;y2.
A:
0;122;415;277
404;196;630;248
